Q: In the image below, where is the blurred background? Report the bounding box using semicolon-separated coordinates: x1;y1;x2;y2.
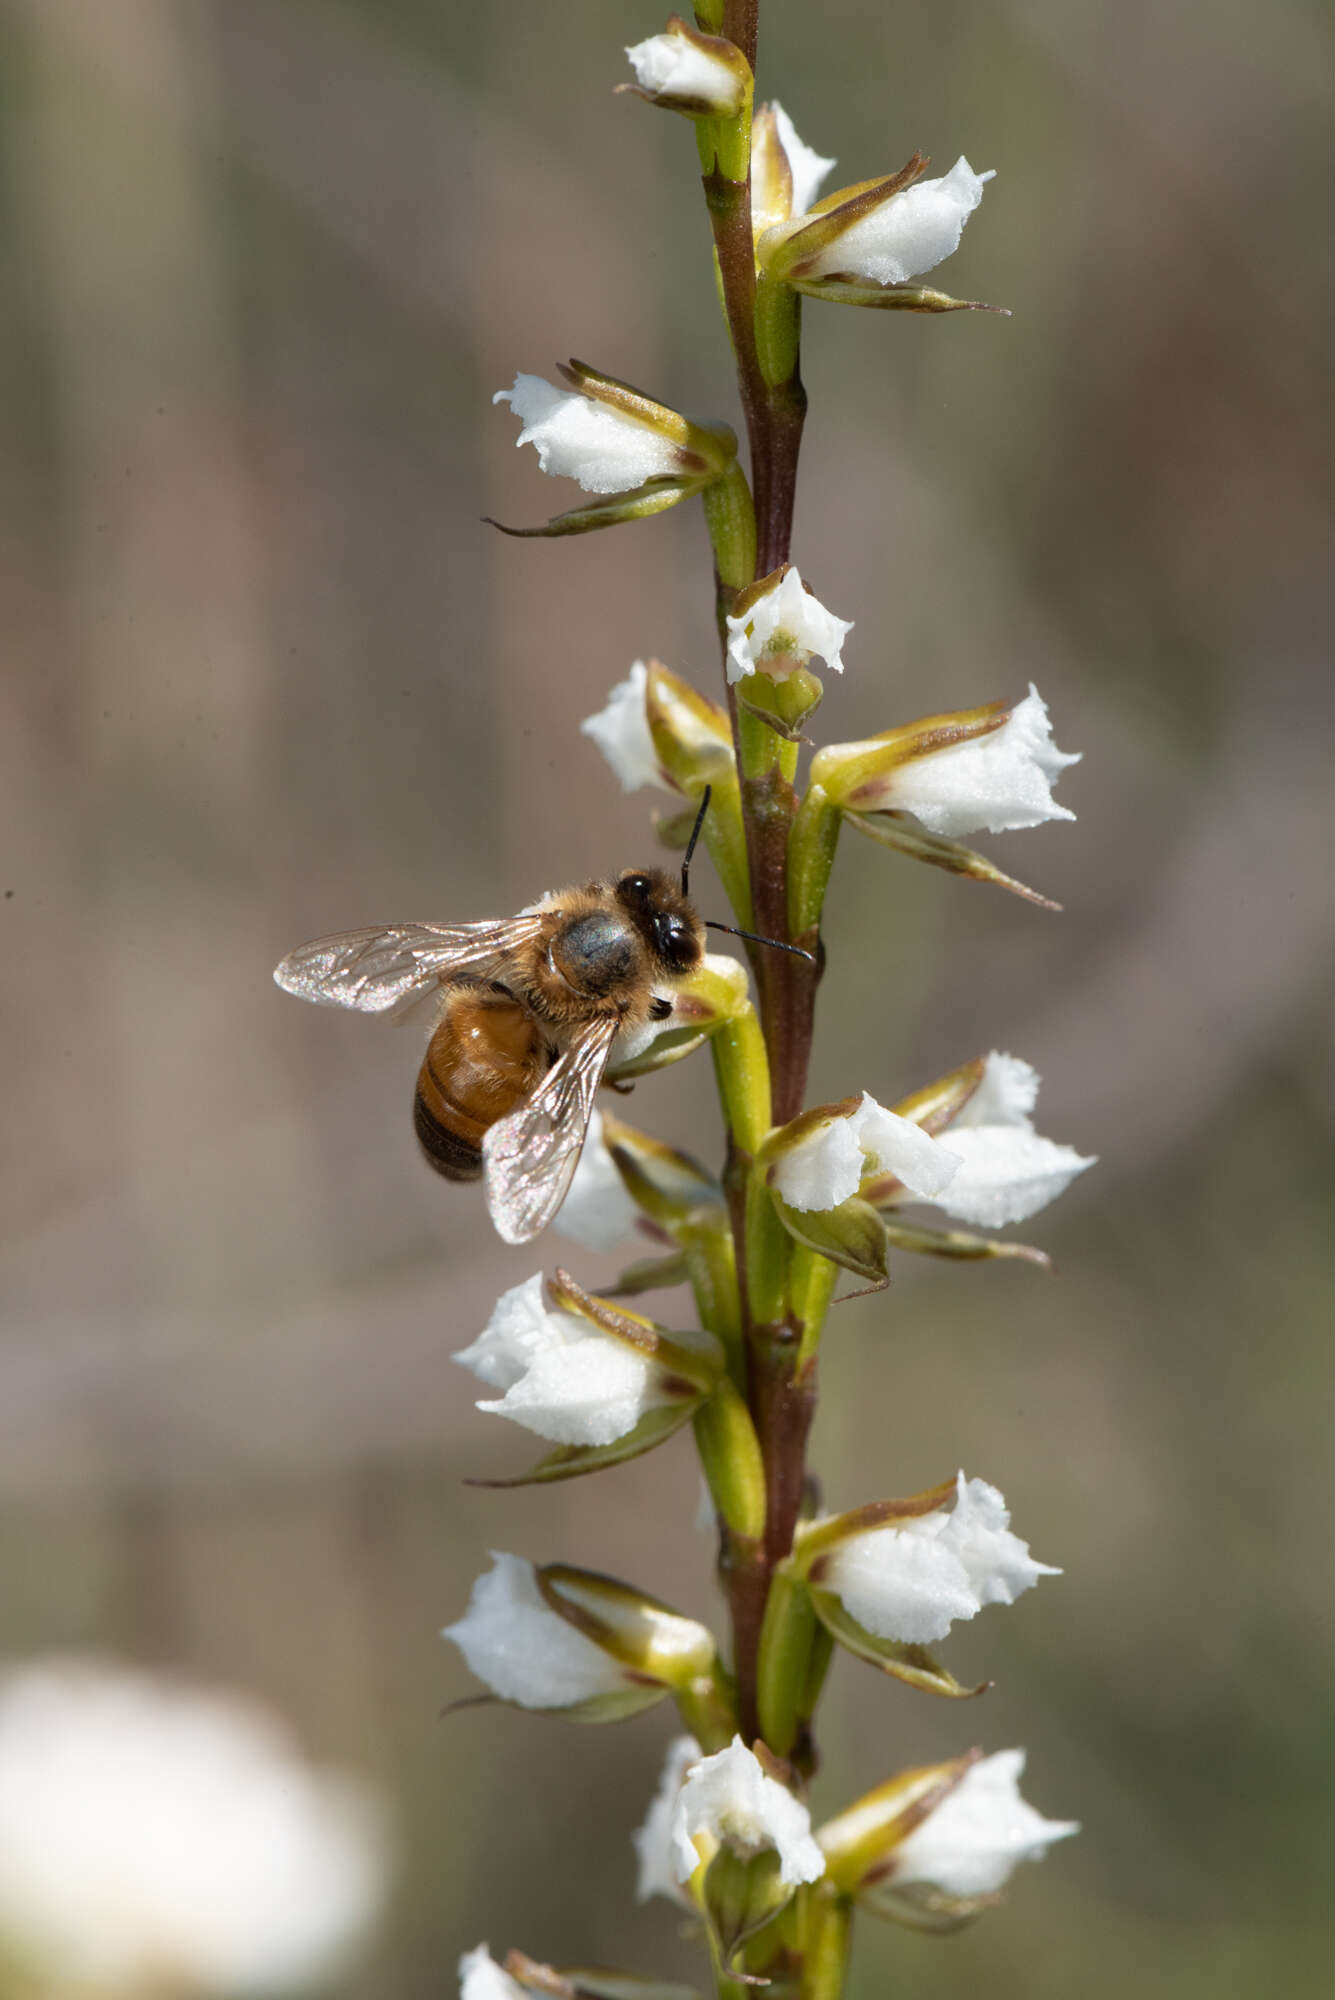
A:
2;0;1332;1993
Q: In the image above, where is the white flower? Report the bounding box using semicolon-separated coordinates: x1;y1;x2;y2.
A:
459;1943;527;2000
770;104;836;223
633;1735;702;1905
442;1553;629;1711
725;566;852;684
671;1738;825;1889
553;1108;640;1250
0;1659;385;1997
771;1091;961;1212
495;374;685;495
889;1750;1078;1899
931;1052;1096;1228
819;1474;1059;1647
795;157;995;288
580;661;661;792
454;1273;669;1448
625;30;745;115
878;684;1079;840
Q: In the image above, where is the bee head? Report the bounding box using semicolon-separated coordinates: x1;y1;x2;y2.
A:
615;869;704;975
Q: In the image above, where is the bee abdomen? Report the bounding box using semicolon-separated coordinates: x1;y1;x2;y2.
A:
413;986;546;1185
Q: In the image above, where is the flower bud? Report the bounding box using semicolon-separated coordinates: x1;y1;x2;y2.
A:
492;362;736;536
725;565;852;686
453;1271;721;1453
622;18;751;120
862;1052;1095;1229
759;154;997;310
819;1749;1077;1930
443;1554;718;1722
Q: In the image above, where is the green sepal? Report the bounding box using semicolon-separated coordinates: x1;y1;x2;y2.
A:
817;1752;980;1896
756;1566;822;1757
759;154;929;280
769;1190;888;1290
787;782;842;938
485;478;700;539
606;1020;713;1079
880;1218;1052;1270
803;1590;988;1699
844;810;1062;910
601;1114;724;1222
889;1057;986;1133
464;1398;701;1489
602;1250;691;1297
736;664;824;739
786;278;1008;314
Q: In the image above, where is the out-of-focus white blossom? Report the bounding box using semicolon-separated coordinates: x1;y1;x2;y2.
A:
725;566;853;684
874;685;1079;839
770;1092;961;1212
625;25;748;117
817;1475;1059;1647
888;1750;1078;1899
553;1108;640;1249
495;375;686;495
459;1943;527;2000
671;1738;825;1889
633;1735;703;1906
0;1659;386;1997
931;1053;1095;1227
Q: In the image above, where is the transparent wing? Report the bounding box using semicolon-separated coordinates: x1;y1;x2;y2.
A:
483;1016;620;1245
273;917;545;1016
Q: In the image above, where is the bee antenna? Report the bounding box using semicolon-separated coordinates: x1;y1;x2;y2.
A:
706;919;816;964
680;785;712;899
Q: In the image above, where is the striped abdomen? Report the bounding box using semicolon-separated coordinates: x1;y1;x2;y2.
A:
413;986;546;1182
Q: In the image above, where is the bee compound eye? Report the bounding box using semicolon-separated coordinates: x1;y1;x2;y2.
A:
621;873;653;901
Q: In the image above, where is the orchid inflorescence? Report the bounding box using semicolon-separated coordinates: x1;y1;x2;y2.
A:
446;10;1085;1996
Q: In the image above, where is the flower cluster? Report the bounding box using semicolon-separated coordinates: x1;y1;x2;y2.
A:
276;11;1089;1996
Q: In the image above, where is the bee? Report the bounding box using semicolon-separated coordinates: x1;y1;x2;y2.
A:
274;791;809;1246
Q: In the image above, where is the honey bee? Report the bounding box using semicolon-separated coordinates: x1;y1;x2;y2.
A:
275;793;811;1245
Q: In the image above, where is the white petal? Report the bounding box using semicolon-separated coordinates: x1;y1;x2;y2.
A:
626;34;741;113
453;1273;554;1393
671;1738;825;1888
0;1660;385;1995
554;1108;640;1250
494;374;683;495
769;1111;868;1211
771;1091;960;1212
852;1095;962;1200
725;566;853;683
771;102;836;218
442;1553;627;1710
459;1943;528;2000
633;1736;702;1905
815;156;993;287
580;662;663;793
931;1051;1095;1227
885;684;1079;839
477;1333;663;1448
935;1127;1095;1228
891;1750;1079;1899
823;1474;1058;1646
